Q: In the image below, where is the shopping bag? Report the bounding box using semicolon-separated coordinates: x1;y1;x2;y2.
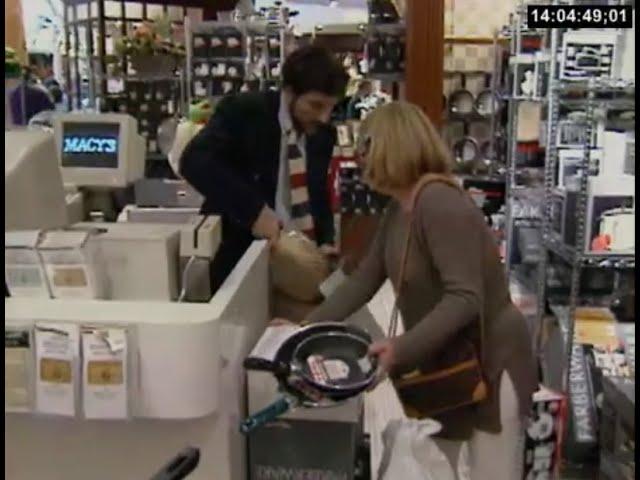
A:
270;231;330;303
378;418;457;480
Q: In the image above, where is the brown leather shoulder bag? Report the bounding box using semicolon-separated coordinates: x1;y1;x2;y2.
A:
388;174;488;418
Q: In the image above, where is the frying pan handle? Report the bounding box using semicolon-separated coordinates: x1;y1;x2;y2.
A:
243;357;277;371
240;397;292;435
149;447;200;480
244;357;290;376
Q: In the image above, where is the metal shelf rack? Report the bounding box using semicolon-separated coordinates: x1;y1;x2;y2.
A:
61;0;200;111
534;11;636;459
504;5;550;284
501;2;638;465
184;5;291;105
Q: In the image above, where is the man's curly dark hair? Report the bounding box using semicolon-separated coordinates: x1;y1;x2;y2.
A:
282;45;349;98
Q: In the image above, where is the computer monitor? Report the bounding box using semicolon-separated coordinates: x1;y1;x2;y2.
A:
52;112;146;189
5;130;68;230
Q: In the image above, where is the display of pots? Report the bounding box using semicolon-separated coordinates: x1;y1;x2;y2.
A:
476;74;501;117
454;136;480;173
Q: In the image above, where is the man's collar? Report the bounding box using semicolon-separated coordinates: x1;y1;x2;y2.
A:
278;90;294;133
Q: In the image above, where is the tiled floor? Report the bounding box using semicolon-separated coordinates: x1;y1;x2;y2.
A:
560;464;599;479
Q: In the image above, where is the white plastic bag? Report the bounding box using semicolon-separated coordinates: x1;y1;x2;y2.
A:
378;418;457;480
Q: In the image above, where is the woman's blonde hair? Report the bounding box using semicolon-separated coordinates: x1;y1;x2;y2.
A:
358;101;453;192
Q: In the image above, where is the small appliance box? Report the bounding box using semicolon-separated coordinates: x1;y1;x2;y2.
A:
585;176;634;253
5;230;51;298
38;229;106;299
246;327;363;480
560;30;619;81
552;176;634;253
601;130;634;178
523;386;566;480
247;370;363;480
74;222;181;301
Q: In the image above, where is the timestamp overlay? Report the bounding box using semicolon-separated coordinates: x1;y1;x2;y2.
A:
527;5;633;29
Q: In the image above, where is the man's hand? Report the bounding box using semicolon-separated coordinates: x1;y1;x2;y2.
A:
251;205;281;244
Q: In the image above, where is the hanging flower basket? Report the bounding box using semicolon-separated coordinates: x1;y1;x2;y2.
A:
107;16;185;79
130;53;177;79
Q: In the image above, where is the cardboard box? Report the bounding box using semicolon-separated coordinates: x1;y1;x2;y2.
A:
247;369;362;480
38;229;106;299
74;222;180;301
5;230;51;298
246;326;363;480
523;386;567;480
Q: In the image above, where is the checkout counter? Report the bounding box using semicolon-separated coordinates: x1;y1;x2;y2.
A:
5;113;374;480
4;117;271;480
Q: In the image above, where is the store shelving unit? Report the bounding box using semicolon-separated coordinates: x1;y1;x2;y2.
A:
533;8;636;466
504;6;550;285
184;4;290;104
536;71;636;364
443;35;509;182
61;0;201;110
332;8;405;270
501;7;551;339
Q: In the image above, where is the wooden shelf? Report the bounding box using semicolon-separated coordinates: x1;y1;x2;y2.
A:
445;35;509;45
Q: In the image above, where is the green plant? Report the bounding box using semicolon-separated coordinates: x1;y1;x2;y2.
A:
5;46;22;78
107;16;185;63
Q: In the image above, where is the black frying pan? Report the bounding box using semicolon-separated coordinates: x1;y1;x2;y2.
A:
241;323;377;434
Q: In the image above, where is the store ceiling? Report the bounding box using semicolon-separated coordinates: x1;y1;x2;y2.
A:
289;0;367;8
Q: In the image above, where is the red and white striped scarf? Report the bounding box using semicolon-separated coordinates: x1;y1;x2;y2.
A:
286;129;315;240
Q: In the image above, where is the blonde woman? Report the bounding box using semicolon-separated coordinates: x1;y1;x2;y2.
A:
304;102;538;478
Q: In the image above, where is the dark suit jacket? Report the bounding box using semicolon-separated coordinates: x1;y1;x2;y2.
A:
180;90;336;290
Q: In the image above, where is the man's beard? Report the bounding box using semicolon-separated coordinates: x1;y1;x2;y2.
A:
289;97;320;135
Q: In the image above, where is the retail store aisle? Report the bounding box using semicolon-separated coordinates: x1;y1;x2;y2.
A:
560;466;599;479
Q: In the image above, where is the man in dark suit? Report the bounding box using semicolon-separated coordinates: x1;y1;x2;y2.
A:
180;46;348;291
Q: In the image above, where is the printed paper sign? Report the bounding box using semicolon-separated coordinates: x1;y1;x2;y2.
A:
35;323;79;417
5;329;33;410
82;329;129;419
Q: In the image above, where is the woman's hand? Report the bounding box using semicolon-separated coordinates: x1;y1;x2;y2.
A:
269;318;296;327
368;339;397;376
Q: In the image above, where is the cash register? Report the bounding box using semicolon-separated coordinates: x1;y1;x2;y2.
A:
6;116;220;302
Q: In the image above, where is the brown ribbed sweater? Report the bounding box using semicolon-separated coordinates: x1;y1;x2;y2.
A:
307;182;538;440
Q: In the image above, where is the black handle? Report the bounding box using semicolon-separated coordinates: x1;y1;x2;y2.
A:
244;357;290;377
243;357;277;372
149;447;200;480
459;71;467;89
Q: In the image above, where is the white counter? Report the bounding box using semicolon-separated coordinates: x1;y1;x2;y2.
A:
5;241;270;480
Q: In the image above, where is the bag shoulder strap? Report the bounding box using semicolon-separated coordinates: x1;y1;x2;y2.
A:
387;174;484;360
